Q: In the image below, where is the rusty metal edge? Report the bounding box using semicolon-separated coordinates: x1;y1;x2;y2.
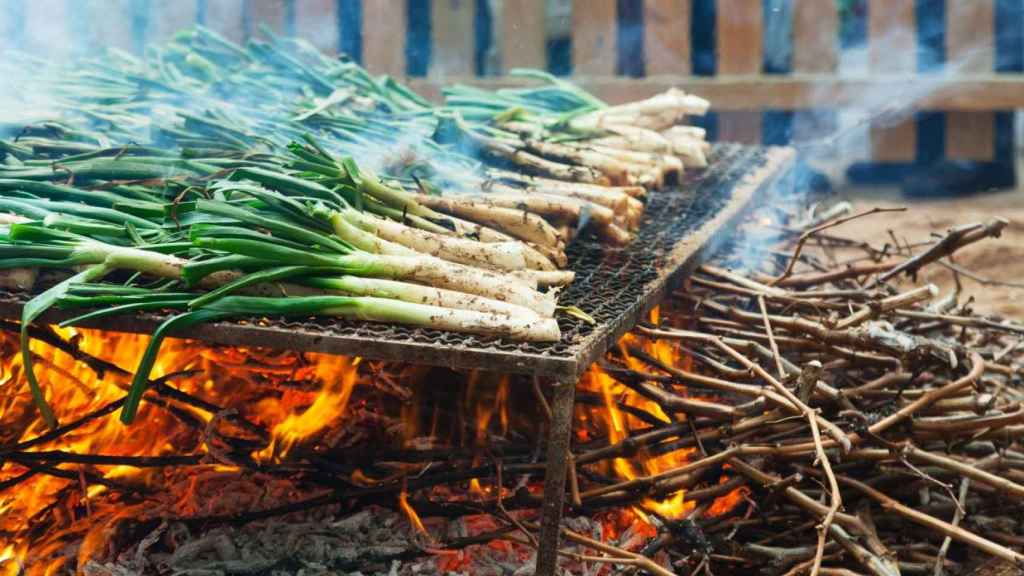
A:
0;303;579;377
565;146;797;380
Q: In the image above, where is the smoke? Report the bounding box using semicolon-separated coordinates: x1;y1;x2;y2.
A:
709;5;999;274
800;37;995;167
0;3;1003;259
0;1;487;192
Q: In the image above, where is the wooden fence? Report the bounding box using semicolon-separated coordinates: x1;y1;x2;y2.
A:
2;0;1023;164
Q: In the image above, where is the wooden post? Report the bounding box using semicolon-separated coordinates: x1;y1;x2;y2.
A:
534;375;578;576
362;1;407;77
716;0;763;144
294;0;340;53
499;0;547;73
868;0;917;162
430;0;476;77
572;0;617;75
643;0;691;75
792;0;837;74
717;111;763;144
716;0;762;75
945;0;995;161
791;0;838;144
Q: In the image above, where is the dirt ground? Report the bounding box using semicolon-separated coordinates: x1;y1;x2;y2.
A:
828;187;1024;320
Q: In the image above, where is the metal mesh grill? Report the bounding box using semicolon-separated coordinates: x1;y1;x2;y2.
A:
0;144;792;379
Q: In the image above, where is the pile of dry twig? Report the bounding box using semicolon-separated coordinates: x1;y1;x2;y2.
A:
588;198;1024;575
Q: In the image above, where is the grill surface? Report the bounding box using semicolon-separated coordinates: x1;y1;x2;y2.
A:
0;144;795;379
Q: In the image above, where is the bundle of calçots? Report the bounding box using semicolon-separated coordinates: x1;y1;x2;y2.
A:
0;25;709;426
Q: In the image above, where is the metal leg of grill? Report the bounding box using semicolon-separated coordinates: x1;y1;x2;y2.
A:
534;374;577;576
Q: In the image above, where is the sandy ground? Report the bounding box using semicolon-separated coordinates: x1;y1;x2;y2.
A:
828;187;1024;320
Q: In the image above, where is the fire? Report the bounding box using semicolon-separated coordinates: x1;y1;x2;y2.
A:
580;306;697;530
0;546;15;576
1;300;735;572
467;372;510;445
582;304;747;537
0;326;367;574
464;372;509;496
256;355;360;461
398;488;428;536
707;483;749;517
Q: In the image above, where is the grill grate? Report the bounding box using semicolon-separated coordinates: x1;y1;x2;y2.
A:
0;144;794;379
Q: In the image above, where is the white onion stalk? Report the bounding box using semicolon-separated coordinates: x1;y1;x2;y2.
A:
513;183;630;213
490;143;610;185
659;129;711;167
198;238;557;315
586;144;684;177
53;242;310;292
592;126;674;154
570;89;710;131
527;241;569;269
596;125;708;167
325;212;419;256
340;209;538;272
459;192;631;244
512;269;577;288
327;297;561;342
524;139;646;186
461;190;617;227
0;214;36;290
412;193;566;250
75;241;193;279
663;125;708;140
408;209;563;270
20;233;558;318
304;275;541;318
219;295;562;342
1;213;29;224
486;169;647;199
342;253;556;316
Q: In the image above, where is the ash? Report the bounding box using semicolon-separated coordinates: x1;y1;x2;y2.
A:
82;510;638;576
81;509;516;576
84;509;430;576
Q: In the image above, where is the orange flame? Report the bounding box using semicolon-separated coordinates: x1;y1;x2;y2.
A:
398;488;428;536
0;545;16;576
2;300;728;571
465;373;509;496
0;327;366;574
256;355;361;461
707;484;749;517
580;307;696;529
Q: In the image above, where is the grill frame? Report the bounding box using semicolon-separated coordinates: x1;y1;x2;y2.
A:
0;145;795;380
